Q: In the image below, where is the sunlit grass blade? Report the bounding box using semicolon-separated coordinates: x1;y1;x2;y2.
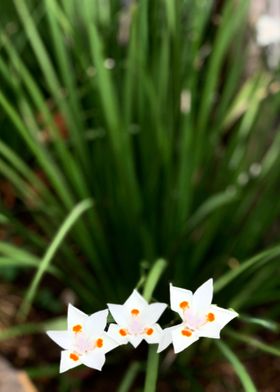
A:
18;199;93;321
214;244;280;292
12;0;91;199
216;340;257;392
143;346;159;392
0;317;66;341
44;0;90;172
226;329;280;357
195;0;249;167
0;90;73;207
240;315;279;332
0;257;58;276
143;259;167;302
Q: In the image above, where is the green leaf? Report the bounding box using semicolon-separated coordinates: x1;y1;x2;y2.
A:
144;346;159;392
215;244;280;292
18;199;93;321
117;362;141;392
226;329;280;357
0;317;66;341
143;259;167;302
216;341;257;392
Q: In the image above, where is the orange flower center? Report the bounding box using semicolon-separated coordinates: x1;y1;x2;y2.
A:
72;324;82;333
119;329;128;336
207;312;215;322
96;338;103;348
181;329;192;337
146;328;154;336
131;308;140;316
70;353;79;361
179;301;189;310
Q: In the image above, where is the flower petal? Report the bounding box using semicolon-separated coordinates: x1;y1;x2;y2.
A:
197;305;238;339
124;290;148;313
107;323;129;345
107;304;129;326
47;330;71;350
192;279;213;313
143;323;163;344
67;304;88;332
142;303;167;325
170;283;193;319
211;306;238;329
99;332;120;354
128;335;143;348
60;350;81;373
197;322;221;339
81;351;106;371
85;309;108;336
171;326;199;354
157;325;179;353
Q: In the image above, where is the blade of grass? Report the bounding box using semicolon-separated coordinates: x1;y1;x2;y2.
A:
216;340;257;392
214;244;280;292
143;258;167;302
226;329;280;357
12;0;91;200
0;317;66;341
143;346;159;392
117;361;141;392
0;257;58;275
195;0;249;168
240;315;279;332
143;259;167;392
18;199;93;321
44;0;90;172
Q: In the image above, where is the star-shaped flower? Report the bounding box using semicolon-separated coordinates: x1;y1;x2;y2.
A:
47;304;118;373
107;290;167;348
158;279;238;354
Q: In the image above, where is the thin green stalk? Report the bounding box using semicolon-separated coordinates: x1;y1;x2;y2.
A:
143;258;167;302
18;199;93;321
142;258;167;392
0;317;66;341
226;329;280;357
216;341;257;392
143;345;159;392
117;362;141;392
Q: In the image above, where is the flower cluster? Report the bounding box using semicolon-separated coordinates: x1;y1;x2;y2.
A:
47;279;238;373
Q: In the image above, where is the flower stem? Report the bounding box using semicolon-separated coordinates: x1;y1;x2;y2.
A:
143;258;167;301
142;258;166;392
144;345;159;392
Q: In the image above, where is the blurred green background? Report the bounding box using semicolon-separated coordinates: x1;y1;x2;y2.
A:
0;0;279;390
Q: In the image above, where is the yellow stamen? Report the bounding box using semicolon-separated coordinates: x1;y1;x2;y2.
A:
181;329;192;337
72;324;82;333
207;312;215;322
70;353;79;361
96;338;103;348
119;328;128;336
179;301;189;310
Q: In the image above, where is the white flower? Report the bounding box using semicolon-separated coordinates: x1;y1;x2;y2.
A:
256;15;280;46
158;279;238;354
107;290;167;348
47;304;118;373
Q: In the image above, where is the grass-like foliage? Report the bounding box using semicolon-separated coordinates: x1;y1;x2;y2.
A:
0;0;280;389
